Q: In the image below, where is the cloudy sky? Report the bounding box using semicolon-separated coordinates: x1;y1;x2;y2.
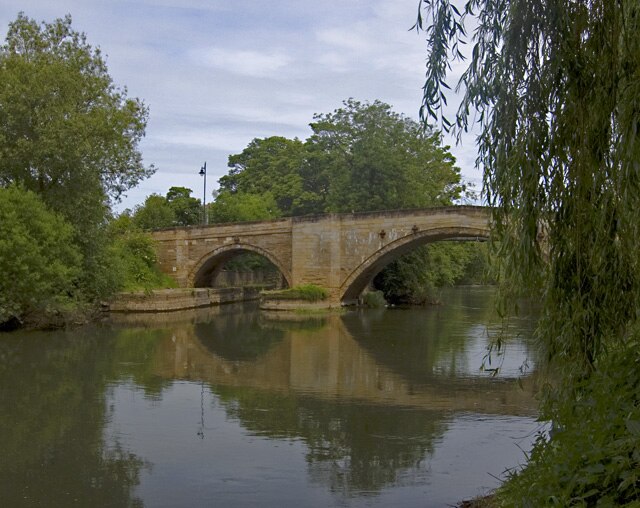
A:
0;0;479;211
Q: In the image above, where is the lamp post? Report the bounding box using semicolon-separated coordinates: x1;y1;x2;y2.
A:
199;162;207;225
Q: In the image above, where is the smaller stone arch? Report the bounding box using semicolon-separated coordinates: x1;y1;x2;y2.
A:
339;226;489;304
189;243;292;288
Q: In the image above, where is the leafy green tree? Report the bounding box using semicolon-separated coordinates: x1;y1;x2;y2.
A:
166;186;201;226
106;213;177;291
417;0;640;371
132;194;175;230
375;243;478;305
208;191;280;223
218;100;463;217
0;186;81;324
220;137;314;216
307;99;462;212
132;187;202;230
111;232;176;292
0;14;154;301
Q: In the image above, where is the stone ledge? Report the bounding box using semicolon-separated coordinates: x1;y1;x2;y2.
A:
108;287;262;313
259;297;337;311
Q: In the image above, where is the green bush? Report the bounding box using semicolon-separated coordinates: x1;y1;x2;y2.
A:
263;284;329;301
497;339;640;506
110;229;177;292
0;186;82;324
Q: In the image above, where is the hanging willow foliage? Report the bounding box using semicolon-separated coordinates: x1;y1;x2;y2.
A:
416;0;640;374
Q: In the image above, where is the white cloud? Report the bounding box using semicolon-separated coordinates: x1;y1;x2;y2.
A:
316;28;370;52
190;47;293;77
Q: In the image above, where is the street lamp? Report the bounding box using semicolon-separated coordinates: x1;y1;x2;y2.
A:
199;162;207;225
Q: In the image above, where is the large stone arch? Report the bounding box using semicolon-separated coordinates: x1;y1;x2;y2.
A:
189;243;293;288
339;226;489;304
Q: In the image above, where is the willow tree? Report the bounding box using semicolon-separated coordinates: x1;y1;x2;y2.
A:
417;0;640;373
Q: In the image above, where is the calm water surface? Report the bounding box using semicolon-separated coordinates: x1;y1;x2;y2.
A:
0;287;542;507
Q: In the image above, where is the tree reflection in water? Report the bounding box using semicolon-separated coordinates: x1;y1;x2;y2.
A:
213;384;445;496
0;332;146;508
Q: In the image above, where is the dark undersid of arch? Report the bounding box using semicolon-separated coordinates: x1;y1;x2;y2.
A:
189;244;292;288
339;227;489;304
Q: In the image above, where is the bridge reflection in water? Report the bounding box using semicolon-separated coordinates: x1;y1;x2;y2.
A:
145;310;539;416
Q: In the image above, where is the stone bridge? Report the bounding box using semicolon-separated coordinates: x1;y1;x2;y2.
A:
151;205;490;305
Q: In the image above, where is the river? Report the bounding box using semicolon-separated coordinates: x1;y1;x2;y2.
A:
0;287;542;507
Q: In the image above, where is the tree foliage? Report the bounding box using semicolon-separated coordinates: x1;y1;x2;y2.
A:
220;137;311;216
0;186;81;323
209;190;281;224
497;342;640;506
108;217;177;292
0;13;154;231
308;99;462;212
0;13;155;306
217;99;463;217
132;194;175;230
166;186;201;226
374;243;482;305
131;187;202;230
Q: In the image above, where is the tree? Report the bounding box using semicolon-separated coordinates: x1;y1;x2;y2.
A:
220;137;314;216
130;187;202;229
0;186;81;324
208;191;280;223
132;194;175;230
417;0;640;503
0;14;154;300
217;100;463;218
307;99;462;212
166;186;201;226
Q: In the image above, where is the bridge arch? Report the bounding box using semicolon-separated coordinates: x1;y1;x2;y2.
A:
339;226;489;304
189;243;293;288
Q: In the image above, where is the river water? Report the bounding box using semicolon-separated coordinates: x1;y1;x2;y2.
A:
0;287;542;507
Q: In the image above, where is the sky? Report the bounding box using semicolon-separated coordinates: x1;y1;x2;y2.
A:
0;0;479;212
